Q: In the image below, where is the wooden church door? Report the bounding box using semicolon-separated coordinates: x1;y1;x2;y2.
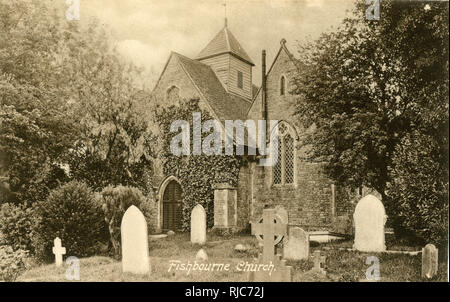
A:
162;180;183;230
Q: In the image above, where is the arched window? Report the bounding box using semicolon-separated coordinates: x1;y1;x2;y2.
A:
166;85;180;103
273;122;295;185
280;76;286;96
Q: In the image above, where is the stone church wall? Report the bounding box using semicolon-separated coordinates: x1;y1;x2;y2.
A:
250;161;335;231
245;45;353;233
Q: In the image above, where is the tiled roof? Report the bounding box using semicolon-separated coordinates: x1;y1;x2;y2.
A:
196;26;255;66
174;52;251;122
252;84;260;99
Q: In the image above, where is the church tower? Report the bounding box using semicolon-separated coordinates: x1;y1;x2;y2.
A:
196;19;254;100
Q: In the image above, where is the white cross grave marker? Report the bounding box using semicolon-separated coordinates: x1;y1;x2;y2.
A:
52;237;66;267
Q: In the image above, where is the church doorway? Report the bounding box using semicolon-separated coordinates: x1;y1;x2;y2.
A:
162;180;183;231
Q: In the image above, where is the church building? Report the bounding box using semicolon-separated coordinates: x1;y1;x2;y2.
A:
150;20;355;240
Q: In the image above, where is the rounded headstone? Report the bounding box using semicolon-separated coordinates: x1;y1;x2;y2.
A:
422;243;438;279
121;205;150;274
195;248;208;261
167;230;175;236
191;204;207;244
353;195;386;252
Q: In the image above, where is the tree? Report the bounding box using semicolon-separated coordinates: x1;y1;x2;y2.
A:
0;0;154;203
293;0;448;244
67;52;154;193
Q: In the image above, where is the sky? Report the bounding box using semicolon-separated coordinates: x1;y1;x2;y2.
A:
78;0;356;87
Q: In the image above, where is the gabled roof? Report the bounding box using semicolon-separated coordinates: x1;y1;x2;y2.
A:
247;39;300;115
196;26;255;66
173;52;251;121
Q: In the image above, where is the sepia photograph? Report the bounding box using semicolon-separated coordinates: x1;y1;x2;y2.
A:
0;0;448;287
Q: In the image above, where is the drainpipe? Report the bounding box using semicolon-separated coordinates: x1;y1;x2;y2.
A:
261;50;267;137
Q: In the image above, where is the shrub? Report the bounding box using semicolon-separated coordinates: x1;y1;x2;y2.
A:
0;203;37;253
99;185;152;259
32;181;108;262
0;245;28;281
386;132;449;248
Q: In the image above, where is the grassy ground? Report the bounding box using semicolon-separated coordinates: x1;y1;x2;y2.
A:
17;233;448;282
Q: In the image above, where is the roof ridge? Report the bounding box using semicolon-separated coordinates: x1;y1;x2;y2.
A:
224;27;232;52
173;51;209;67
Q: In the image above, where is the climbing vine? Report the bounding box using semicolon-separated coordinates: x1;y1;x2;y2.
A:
152;99;241;230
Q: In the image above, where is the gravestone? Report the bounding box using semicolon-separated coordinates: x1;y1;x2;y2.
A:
249;209;292;282
196;248;208;261
213;183;237;229
421;244;438;279
283;227;309;260
121;205;150;274
312;250;326;275
353;194;387;252
52;237;66;267
191;204;206;244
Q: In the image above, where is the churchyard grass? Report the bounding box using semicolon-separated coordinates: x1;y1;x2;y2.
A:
17;233;447;282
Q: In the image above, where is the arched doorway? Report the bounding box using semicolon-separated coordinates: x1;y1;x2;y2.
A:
162;180;183;230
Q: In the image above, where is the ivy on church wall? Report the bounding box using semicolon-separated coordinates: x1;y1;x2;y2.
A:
152;99;241;230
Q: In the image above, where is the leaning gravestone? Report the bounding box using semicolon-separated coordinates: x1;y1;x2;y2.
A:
249;208;292;282
353;194;387;252
283;227;309;260
191;204;206;244
121;205;150;274
421;244;438;279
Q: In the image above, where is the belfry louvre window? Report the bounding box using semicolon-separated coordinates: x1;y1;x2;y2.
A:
237;71;243;88
273;122;295;185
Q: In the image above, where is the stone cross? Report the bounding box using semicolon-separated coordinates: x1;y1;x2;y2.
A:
251;209;287;263
249;208;292;282
275;206;288;225
52;237;66;267
312;250;326;274
421;244;438;279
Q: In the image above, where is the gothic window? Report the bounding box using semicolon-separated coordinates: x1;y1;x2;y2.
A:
273;137;282;184
273;122;295;185
237;71;243;89
280;75;286;96
166;85;180;103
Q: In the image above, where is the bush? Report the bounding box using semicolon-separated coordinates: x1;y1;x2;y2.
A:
99;185;152;259
386;132;449;248
0;245;28;281
32;181;108;262
0;203;37;253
